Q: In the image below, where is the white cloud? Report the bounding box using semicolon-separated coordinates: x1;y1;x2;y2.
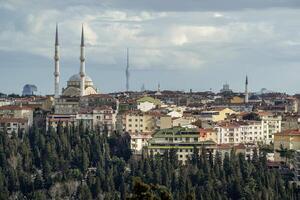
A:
1;1;300;93
214;13;224;18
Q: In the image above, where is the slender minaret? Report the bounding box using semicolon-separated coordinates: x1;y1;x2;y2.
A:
245;75;249;103
126;48;130;92
79;25;86;96
54;24;60;98
155;83;161;95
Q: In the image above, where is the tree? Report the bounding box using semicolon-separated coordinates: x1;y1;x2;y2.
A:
77;184;93;200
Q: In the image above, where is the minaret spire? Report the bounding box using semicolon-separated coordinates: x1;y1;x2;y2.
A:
54;23;60;99
81;24;84;47
126;48;130;92
155;82;162;96
245;75;249;103
79;24;86;96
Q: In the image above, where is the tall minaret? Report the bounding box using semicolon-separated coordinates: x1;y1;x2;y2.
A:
79;25;86;96
126;48;130;92
245;75;249;103
155;83;162;96
54;24;60;98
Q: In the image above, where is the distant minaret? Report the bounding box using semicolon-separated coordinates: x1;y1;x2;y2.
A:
245;75;249;103
79;25;86;96
155;83;162;95
54;24;60;98
158;83;160;92
126;48;130;92
141;83;145;92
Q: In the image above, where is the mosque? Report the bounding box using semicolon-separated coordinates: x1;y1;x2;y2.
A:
53;25;98;98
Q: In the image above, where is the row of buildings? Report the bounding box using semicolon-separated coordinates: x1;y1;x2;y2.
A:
0;26;299;174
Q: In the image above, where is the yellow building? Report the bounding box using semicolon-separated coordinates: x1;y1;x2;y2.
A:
200;108;237;122
230;96;244;104
159;116;172;129
274;129;300;161
125;111;156;134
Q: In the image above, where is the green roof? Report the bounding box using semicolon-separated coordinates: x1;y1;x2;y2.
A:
137;96;161;105
152;127;199;137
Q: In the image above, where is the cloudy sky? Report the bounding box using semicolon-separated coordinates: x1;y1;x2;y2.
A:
1;0;300;95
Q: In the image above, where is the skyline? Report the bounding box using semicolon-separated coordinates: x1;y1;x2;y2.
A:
1;1;300;94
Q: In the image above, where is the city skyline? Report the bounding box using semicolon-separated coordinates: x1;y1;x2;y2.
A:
1;0;300;94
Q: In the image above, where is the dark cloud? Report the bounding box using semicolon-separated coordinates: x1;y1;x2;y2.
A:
1;1;300;94
105;0;300;12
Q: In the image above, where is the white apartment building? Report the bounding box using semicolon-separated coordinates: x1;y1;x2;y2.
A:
215;118;281;144
260;114;282;144
130;133;152;154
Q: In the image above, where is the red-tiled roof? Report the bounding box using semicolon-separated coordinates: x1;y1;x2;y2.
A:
0;117;28;123
277;129;300;135
0;105;33;110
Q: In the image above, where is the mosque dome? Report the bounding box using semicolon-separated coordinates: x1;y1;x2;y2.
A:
68;74;93;83
67;73;94;88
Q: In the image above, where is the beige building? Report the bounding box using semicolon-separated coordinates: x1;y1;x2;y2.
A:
92;106;117;135
199;108;236;122
0;105;33;126
274;129;300;162
159;116;172;129
54;97;79;114
172;116;196;127
0;118;29;135
46;114;77;131
125;111;156;134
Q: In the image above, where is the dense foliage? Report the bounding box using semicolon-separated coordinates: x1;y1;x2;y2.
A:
0;123;299;199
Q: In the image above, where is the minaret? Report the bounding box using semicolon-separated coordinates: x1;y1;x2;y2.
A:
126;48;130;92
245;75;249;103
54;24;60;98
155;83;162;96
79;25;86;96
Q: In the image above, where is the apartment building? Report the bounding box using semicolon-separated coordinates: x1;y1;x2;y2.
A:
92;106;116;135
46;114;77;131
198;108;236;122
125;111;156;134
54;97;79;114
0;105;33;126
260;113;282;144
0;117;29;135
274;129;300;162
146;128;216;163
137;96;161;112
130;133;152;154
215;120;268;144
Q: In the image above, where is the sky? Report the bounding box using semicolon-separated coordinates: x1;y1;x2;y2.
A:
1;0;300;95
